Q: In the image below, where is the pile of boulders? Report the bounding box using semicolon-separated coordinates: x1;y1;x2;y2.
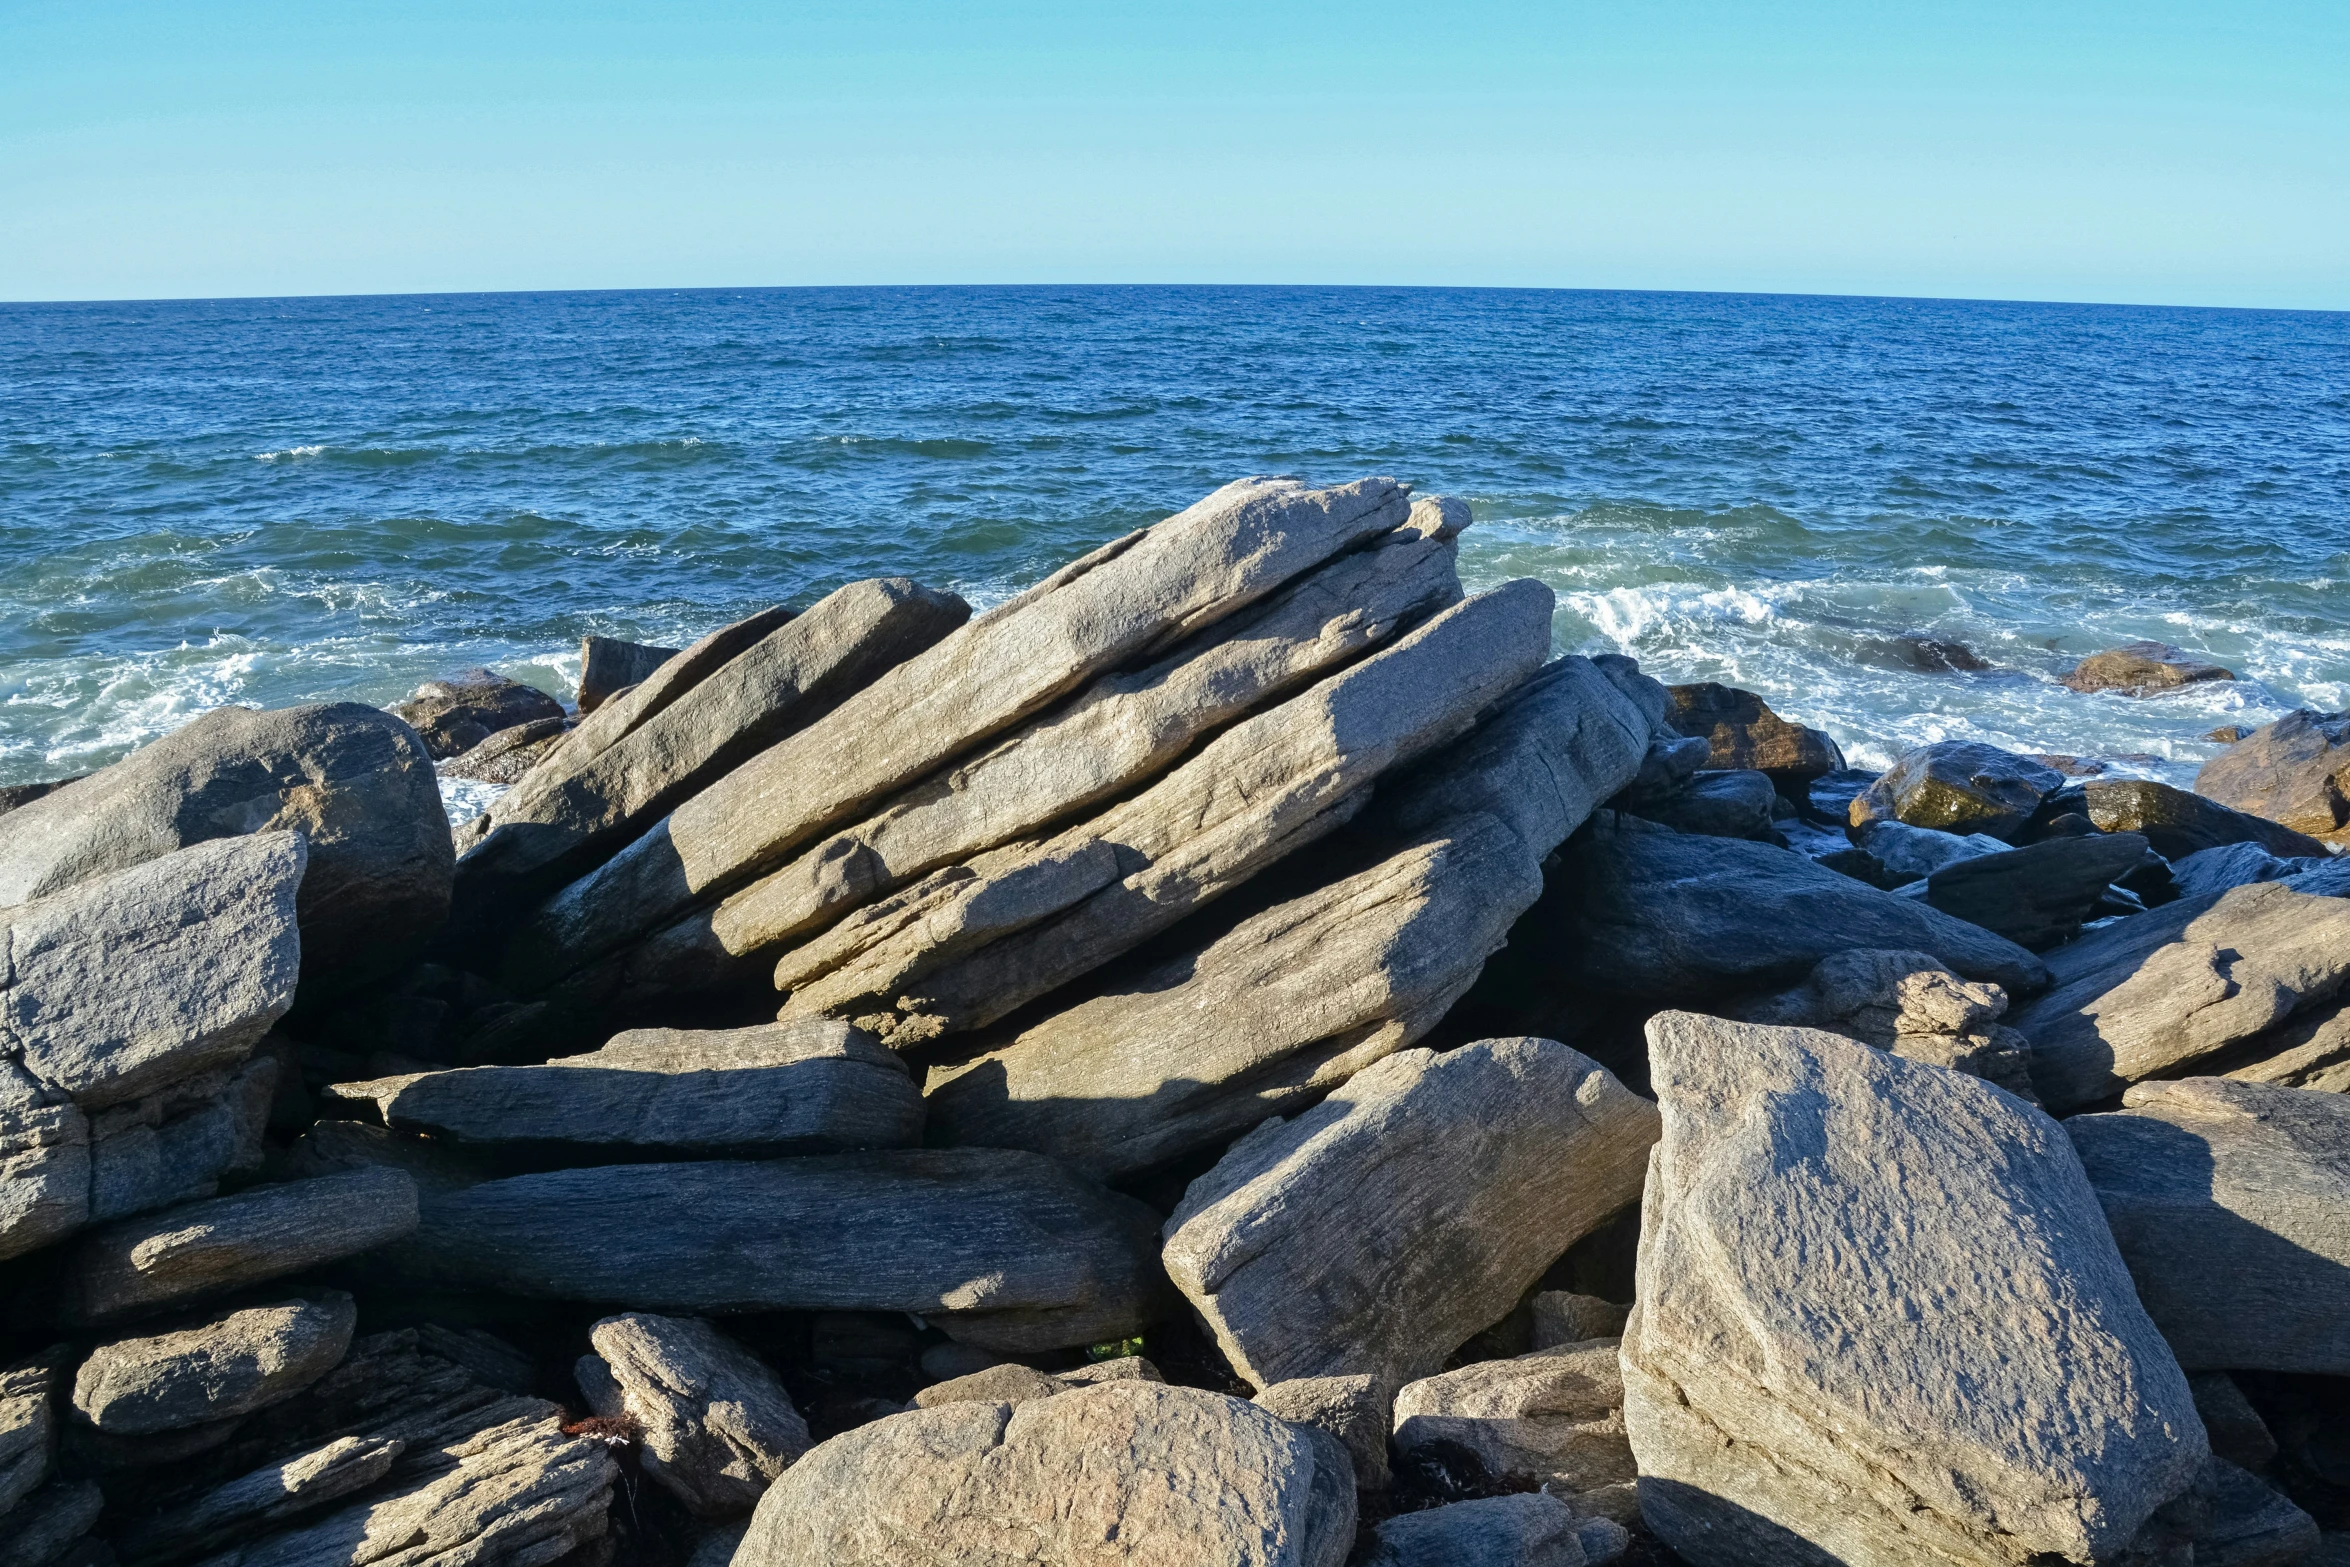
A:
2;474;2346;1567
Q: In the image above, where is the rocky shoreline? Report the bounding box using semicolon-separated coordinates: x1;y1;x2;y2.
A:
2;475;2346;1567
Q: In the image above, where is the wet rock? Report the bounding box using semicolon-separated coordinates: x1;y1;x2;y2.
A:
734;1381;1356;1567
1531;1293;1628;1349
1361;1491;1620;1567
1554;813;2049;998
1853;817;2010;884
1255;1375;1391;1491
1664;683;1844;796
435;716;567;786
2196;709;2350;846
2065;640;2237;696
1622;1011;2209;1567
73;1294;356;1435
1848;740;2066;840
2013;881;2350;1111
575;634;681;715
1162;1038;1657;1390
390;669;567;760
2031;753;2112;778
0;702;451;996
1883;631;1992;673
370;1149;1171;1354
1;1352;61;1514
577;1312;809;1516
1921;829;2150;949
1622;768;1778;839
2209;727;2249;744
1392;1340;1635;1519
2083;777;2333;860
2069;1078;2350;1375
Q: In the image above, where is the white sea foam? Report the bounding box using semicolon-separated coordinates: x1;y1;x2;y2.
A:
252;444;326;461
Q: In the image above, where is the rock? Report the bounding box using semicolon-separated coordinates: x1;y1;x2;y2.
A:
518;476;1416;974
389;669;567;760
88;1058;276;1223
2065;640;2237;696
1664;684;1844;796
2190;1373;2278;1471
576;635;682;715
1;1352;60;1514
1616;734;1711;803
2;1102;90;1263
2195;1458;2321;1567
2209;727;2248;744
1622;1011;2210;1567
1727;948;2041;1104
2083;777;2333;860
109;1432;407;1565
277;1119;492;1196
1255;1375;1391;1491
0;780;84;818
2013;881;2350;1110
61;1167;419;1325
911;1363;1067;1409
2032;753;2113;778
1531;1292;1628;1349
1622;769;1778;839
2068;1078;2350;1375
72;1293;356;1435
1921;830;2150;949
2197;709;2350;845
774;580;1555;1037
2168;841;2337;901
687;1521;752;1567
322;1018;920;1158
2221;999;2350;1093
1392;1340;1634;1517
0;703;452;996
1361;1492;1617;1567
1554;813;2049;998
1162;1038;1657;1391
9;1478;104;1566
1853;818;2012;884
733;1381;1355;1567
2;834;303;1112
577;1312;809;1516
916;1343;1003;1383
1058;1356;1162;1385
1848;740;2066;840
1882;631;1992;673
435;716;567;786
369;1149;1171;1354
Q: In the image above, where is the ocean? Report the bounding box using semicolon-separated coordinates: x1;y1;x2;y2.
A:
3;285;2346;808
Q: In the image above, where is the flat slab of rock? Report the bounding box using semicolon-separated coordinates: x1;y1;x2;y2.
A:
734;1381;1355;1567
1921;830;2149;949
324;1018;920;1157
389;668;566;760
371;1149;1170;1353
578;1312;808;1516
1392;1340;1635;1515
1622;1011;2208;1567
73;1292;355;1435
2069;1078;2350;1375
1554;812;2049;998
2196;708;2350;845
2221;998;2350;1093
1849;741;2065;840
2065;640;2236;695
525;606;794;785
2083;777;2332;860
1664;683;1843;793
2013;880;2350;1110
2;1101;91;1262
1163;1038;1657;1391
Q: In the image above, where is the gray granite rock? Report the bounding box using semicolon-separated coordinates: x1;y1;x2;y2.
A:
910;1362;1065;1410
9;1478;104;1567
1360;1491;1614;1567
2168;841;2350;902
1853;818;2011;884
73;1294;356;1435
1255;1374;1391;1491
2190;1373;2278;1471
1392;1340;1636;1519
89;1057;276;1222
1622;768;1779;839
1531;1292;1629;1349
0;1352;61;1515
110;1433;405;1566
1;1102;89;1263
577;1312;808;1516
2222;1000;2350;1093
2196;708;2350;847
2193;1458;2321;1567
575;634;682;715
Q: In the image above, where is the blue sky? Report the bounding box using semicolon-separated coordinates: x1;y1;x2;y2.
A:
2;1;2344;307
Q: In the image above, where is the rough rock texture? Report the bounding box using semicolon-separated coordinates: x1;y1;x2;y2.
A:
1555;813;2049;998
2222;1000;2350;1094
1162;1038;1658;1391
1664;684;1844;795
61;1166;420;1324
2069;1078;2350;1375
459;578;969;896
528;607;795;785
2065;641;2237;696
1848;741;2066;840
1728;948;2040;1103
2195;1458;2321;1567
2083;778;2333;860
2168;842;2350;903
1;1352;60;1514
576;1312;809;1516
2;833;304;1111
323;1018;920;1157
369;1149;1171;1353
388;669;567;760
733;1381;1355;1567
1254;1375;1391;1491
2188;1374;2277;1472
435;717;567;786
110;1432;407;1565
575;634;681;715
2;1100;93;1262
1622;1011;2209;1567
2013;881;2350;1111
73;1293;356;1435
1360;1492;1612;1567
517;477;1417;974
11;1478;104;1565
913;1363;1067;1409
1921;830;2150;949
0;779;82;818
2196;709;2350;845
774;580;1555;1037
1392;1340;1635;1518
1623;769;1779;839
1531;1292;1629;1348
0;703;452;994
1851;819;2011;884
90;1051;274;1227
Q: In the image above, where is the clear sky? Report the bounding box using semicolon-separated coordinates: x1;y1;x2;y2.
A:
3;1;2344;308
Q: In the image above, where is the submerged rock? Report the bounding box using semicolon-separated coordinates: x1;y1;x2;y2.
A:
2064;640;2237;696
2196;708;2350;845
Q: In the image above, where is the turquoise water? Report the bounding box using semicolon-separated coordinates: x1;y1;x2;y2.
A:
3;286;2346;790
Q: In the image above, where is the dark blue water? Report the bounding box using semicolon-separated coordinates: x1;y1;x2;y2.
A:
4;286;2347;806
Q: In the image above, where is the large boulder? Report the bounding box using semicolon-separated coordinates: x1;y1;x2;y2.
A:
575;1312;808;1516
2082;778;2333;860
1161;1038;1657;1391
1664;683;1844;796
2068;1078;2350;1375
1553;813;2049;998
368;1149;1171;1354
71;1293;356;1434
0;703;452;995
733;1381;1356;1567
1847;741;2065;840
1390;1339;1636;1520
2196;709;2350;845
2012;880;2350;1111
387;668;566;759
2064;640;2236;696
1622;1012;2210;1567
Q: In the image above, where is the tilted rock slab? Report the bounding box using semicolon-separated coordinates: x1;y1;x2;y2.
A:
370;1149;1170;1353
459;578;967;895
1622;1011;2209;1567
575;632;682;715
577;1312;809;1516
2082;777;2332;860
1921;829;2149;950
0;703;449;996
322;1018;920;1157
524;606;793;785
734;1381;1355;1567
2220;998;2350;1093
514;476;1414;974
1391;1340;1636;1519
74;1293;356;1435
1163;1037;1658;1391
776;579;1555;1036
1;1352;60;1515
111;1433;408;1567
2014;880;2350;1111
2195;707;2350;845
2069;1078;2350;1375
1555;812;2049;998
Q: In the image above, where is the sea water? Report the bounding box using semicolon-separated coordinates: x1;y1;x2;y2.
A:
3;286;2345;798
